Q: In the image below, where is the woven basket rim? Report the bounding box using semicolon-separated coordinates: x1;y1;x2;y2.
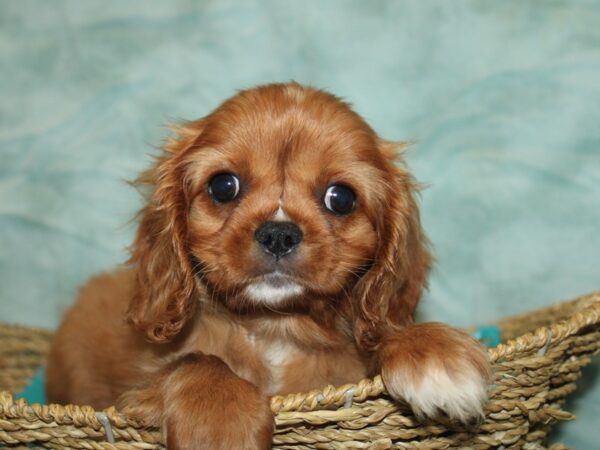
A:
1;290;599;430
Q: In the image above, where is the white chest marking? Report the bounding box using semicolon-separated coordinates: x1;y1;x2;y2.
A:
260;340;295;395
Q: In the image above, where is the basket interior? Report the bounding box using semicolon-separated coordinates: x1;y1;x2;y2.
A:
0;325;51;395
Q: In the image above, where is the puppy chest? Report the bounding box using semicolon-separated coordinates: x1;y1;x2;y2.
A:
249;337;367;396
192;319;367;396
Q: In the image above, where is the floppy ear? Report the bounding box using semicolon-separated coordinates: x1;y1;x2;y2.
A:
126;120;205;343
352;141;433;351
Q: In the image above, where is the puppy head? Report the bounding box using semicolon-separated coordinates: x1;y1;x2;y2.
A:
127;82;431;349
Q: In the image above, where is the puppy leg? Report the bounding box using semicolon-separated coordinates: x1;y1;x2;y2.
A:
119;353;273;450
378;323;492;423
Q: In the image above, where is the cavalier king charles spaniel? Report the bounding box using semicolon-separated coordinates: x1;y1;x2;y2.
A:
46;82;491;449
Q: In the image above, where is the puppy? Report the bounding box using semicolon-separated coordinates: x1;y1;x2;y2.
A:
46;82;491;449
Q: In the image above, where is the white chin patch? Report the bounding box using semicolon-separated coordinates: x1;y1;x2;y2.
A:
245;277;303;305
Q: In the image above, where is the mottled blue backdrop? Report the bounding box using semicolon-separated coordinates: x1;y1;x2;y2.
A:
1;1;598;447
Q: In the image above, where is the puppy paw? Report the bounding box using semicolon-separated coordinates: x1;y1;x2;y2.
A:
163;354;273;450
379;323;492;423
120;354;273;450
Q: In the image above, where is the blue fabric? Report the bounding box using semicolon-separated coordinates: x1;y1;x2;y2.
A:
16;368;47;405
472;326;502;349
1;1;598;447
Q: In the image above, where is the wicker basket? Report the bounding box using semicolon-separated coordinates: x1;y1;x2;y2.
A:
1;292;599;450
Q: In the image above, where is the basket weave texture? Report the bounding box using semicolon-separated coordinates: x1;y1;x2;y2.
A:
1;292;599;450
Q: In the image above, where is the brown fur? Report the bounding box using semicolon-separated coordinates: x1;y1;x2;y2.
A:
46;82;491;449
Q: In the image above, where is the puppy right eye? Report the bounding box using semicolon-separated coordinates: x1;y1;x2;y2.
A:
208;173;240;203
324;184;356;215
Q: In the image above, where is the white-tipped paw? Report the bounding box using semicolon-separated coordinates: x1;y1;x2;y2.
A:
383;363;489;423
379;323;492;423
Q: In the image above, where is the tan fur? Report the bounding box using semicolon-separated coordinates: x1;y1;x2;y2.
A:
46;82;491;449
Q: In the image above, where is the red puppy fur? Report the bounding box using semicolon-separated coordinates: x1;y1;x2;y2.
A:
46;83;491;449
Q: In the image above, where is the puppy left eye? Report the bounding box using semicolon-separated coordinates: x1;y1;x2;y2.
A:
324;184;356;215
208;173;240;203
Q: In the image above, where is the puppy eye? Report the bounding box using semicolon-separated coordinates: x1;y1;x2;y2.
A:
208;173;240;203
324;184;356;215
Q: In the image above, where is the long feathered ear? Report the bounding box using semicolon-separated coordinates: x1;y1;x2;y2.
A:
126;120;205;343
352;141;433;351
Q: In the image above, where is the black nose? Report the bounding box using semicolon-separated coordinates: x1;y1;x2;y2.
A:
255;221;303;259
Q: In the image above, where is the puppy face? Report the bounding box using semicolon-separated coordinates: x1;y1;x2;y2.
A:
183;85;391;310
128;83;431;349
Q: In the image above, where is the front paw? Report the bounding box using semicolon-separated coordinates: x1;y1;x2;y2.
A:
162;355;273;450
379;323;492;423
120;354;273;450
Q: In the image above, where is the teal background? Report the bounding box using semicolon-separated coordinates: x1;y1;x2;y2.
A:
1;1;599;447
